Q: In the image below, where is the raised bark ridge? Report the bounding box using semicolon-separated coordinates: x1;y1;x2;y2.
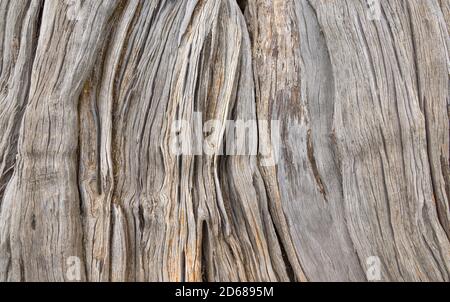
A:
0;0;449;282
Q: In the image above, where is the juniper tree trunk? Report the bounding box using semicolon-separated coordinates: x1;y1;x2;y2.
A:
0;0;449;282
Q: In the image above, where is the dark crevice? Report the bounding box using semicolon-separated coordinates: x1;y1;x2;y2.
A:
307;129;328;202
138;204;145;233
76;120;88;282
201;221;209;282
35;1;45;43
108;205;116;282
0;165;14;204
19;257;25;282
94;95;102;195
31;214;36;230
236;0;248;14
272;222;296;282
181;249;186;282
255;162;304;281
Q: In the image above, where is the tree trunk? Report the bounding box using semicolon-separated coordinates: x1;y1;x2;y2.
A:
0;0;449;282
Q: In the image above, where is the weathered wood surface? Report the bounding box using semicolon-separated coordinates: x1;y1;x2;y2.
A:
0;0;449;282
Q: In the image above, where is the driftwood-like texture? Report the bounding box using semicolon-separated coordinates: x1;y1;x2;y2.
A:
0;0;449;282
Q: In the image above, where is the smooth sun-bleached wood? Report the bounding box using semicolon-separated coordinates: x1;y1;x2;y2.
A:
0;0;449;282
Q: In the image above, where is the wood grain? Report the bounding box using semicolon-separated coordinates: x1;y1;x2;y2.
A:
0;0;449;282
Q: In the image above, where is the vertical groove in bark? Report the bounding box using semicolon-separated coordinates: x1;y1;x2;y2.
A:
0;0;449;282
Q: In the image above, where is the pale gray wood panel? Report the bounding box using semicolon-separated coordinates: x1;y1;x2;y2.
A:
0;0;448;282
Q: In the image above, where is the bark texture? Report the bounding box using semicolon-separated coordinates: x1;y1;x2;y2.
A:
0;0;449;282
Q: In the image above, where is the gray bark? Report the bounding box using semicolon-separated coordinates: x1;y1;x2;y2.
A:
0;0;449;282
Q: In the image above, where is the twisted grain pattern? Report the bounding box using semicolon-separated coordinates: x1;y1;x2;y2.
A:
0;0;449;282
